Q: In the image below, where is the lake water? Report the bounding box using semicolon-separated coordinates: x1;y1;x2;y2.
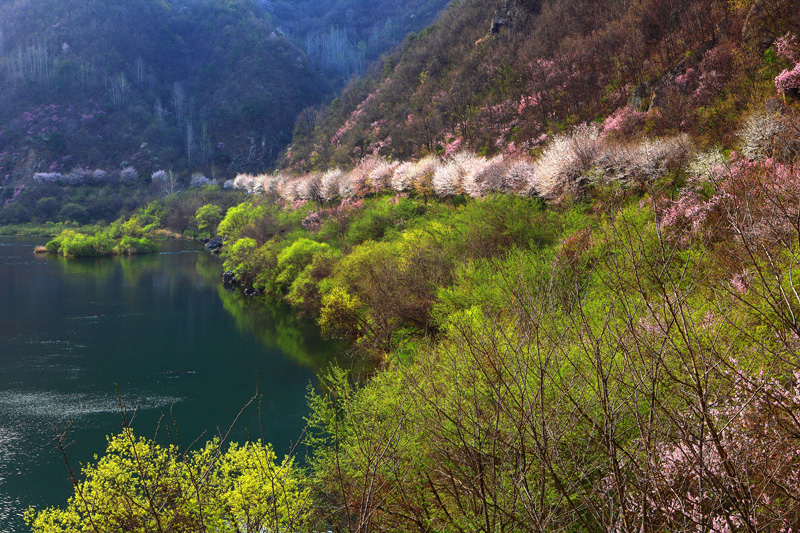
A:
0;237;343;531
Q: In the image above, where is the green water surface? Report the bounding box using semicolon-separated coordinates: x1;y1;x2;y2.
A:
0;237;343;531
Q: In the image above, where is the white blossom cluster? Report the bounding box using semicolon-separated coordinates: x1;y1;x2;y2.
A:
227;127;702;204
33;167;127;185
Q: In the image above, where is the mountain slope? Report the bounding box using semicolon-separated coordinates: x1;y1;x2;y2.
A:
265;0;451;82
0;0;327;185
283;0;800;171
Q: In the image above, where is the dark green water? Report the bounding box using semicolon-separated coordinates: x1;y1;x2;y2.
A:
0;237;341;531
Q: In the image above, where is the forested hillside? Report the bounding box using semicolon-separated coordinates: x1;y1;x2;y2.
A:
265;0;450;82
0;0;325;182
284;0;799;169
22;0;800;531
0;0;453;227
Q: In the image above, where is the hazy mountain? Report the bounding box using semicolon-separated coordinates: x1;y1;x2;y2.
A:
0;0;327;187
264;0;451;82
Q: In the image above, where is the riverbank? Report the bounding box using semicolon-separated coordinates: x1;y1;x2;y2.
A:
28;143;800;530
0;221;91;237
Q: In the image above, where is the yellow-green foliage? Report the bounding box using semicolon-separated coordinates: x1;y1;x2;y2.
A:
26;430;312;533
275;238;332;292
318;286;364;339
299;172;800;530
45;230;113;258
217;202;265;240
195;204;223;237
46;229;157;258
113;236;158;255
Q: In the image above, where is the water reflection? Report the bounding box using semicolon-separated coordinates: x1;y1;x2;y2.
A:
0;237;341;531
216;288;351;373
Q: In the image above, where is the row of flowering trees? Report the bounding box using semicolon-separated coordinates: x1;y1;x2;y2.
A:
228;125;693;205
33;166;139;185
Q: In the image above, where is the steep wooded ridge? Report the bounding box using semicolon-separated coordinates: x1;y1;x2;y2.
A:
265;0;451;82
284;0;799;170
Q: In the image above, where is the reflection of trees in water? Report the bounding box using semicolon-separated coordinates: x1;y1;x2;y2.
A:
45;242;360;377
45;253;116;280
215;286;362;376
42;241;219;289
194;251;223;283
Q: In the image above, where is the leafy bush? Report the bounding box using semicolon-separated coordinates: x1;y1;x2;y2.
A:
45;230;113;258
26;430;312;533
275;239;332;293
195;204;223;237
113;236;157;255
217;202;264;240
45;228;157;258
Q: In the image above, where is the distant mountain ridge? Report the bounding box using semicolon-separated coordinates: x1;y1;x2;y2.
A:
0;0;452;189
0;0;327;186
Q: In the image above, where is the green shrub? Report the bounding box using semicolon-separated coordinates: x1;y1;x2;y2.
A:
113;236;158;255
218;202;264;240
60;232;113;258
26;430;312;533
275;238;332;293
195;204;223;237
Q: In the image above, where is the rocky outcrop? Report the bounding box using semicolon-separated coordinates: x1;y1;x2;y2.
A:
9;149;45;185
742;0;795;49
205;237;224;253
487;0;541;36
222;270;238;286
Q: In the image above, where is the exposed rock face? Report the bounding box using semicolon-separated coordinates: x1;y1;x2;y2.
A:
8;149;45;185
222;270;238;286
205;237;224;253
488;0;541;36
629;84;650;111
491;16;507;34
742;0;795;49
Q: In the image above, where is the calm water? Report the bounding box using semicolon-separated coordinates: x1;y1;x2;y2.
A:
0;237;341;531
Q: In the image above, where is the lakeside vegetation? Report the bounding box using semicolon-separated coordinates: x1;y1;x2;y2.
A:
19;0;800;530
27;110;800;529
